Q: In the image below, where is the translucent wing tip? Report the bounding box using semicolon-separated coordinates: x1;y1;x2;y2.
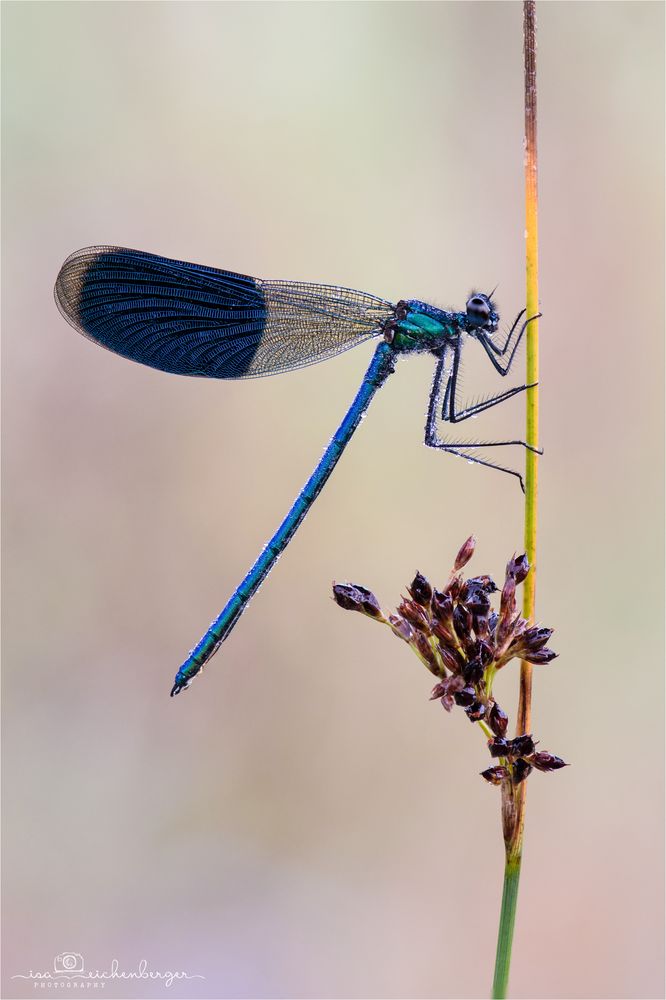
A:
54;245;119;333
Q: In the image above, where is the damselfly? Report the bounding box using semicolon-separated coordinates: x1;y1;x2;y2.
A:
55;247;539;696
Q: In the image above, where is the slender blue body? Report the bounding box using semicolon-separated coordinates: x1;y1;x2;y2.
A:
55;246;530;699
171;340;396;694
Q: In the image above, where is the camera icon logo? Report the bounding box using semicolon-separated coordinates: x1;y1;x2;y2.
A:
54;952;84;974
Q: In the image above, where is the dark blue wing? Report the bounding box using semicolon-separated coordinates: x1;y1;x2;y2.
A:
54;247;393;378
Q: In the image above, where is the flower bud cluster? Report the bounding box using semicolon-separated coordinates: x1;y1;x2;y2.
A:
333;537;566;787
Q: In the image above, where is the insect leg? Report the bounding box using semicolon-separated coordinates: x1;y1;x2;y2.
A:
424;342;540;489
479;312;541;374
447;383;538;423
442;337;537;425
432;445;526;492
484;308;526;356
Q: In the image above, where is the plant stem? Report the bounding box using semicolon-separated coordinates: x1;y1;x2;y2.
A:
491;3;540;997
491;856;521;999
519;0;539;741
478;719;495;741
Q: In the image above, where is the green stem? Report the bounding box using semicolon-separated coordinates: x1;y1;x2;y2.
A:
478;718;494;740
491;856;521;999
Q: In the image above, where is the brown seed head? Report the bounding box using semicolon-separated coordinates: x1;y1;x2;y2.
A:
530;752;568;772
512;758;533;784
408;571;433;607
397;598;431;633
454;535;476;571
453;684;476;707
481;765;509;786
465;701;487;722
413;631;440;674
431;589;453;622
388;614;414;643
507;553;530;584
332;583;384;619
435;644;463;674
488;737;509;758
507;734;536;757
499;575;517;621
333;540;563;780
522;647;558;665
431;619;457;647
488;702;509;737
431;674;465;711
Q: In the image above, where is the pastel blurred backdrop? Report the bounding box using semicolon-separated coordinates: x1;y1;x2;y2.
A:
2;2;663;998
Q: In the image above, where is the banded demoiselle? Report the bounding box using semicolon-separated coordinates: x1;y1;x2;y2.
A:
55;247;538;696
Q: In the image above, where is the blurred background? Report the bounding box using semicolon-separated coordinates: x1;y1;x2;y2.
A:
2;2;663;998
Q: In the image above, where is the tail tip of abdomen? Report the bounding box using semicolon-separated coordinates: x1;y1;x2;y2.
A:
170;677;191;697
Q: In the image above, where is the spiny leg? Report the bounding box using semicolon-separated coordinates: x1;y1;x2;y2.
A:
427;392;534;491
483;308;526;357
478;312;541;374
425;345;536;491
447;382;538;424
434;436;540;454
439;336;538;435
431;443;526;492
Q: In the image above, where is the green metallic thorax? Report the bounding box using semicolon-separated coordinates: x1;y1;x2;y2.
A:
391;304;465;354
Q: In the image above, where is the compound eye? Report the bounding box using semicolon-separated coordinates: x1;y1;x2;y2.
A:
466;294;491;322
